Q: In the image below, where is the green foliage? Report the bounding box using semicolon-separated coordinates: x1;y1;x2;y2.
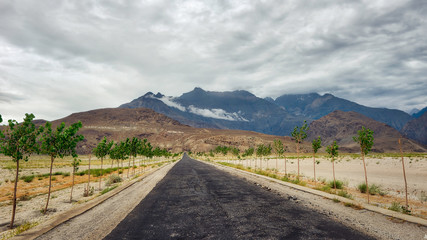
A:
337;190;352;199
0;113;42;162
352;126;374;155
388;202;411;214
326;141;339;161
256;144;272;157
110;140;129;162
21;175;35;183
242;147;254;157
41;121;84;159
291;120;309;143
328;179;343;189
357;183;386;195
93;137;114;160
72;158;81;172
106;174;122;186
312;136;322;153
101;185;118;195
368;184;386;196
273;139;285;157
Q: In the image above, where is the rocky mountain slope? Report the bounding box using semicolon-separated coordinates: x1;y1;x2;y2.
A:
46;108;294;154
307;111;426;153
120;88;417;139
120;88;301;136
274;93;412;130
402;110;427;145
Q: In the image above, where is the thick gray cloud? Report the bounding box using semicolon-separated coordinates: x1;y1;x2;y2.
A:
0;0;426;121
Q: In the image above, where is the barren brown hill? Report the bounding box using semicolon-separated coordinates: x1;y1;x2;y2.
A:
307;110;427;153
49;108;295;154
402;110;427;145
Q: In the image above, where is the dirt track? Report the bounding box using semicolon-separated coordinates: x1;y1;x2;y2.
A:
104;155;373;239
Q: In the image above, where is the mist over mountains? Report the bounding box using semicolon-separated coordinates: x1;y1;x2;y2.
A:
119;87;425;145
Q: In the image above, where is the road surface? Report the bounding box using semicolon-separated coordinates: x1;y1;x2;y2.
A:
104;155;373;239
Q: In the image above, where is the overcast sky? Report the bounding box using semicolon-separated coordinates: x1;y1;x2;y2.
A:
1;0;426;121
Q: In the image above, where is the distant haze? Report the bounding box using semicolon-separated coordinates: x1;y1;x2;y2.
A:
0;1;426;121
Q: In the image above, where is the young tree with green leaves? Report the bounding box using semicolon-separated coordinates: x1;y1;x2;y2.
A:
128;137;141;176
326;141;339;189
398;138;408;208
353;126;374;203
312;136;322;183
70;157;81;202
291;121;309;178
0;113;43;228
93;137;114;190
242;147;254;168
274;139;284;172
256;144;264;170
41;121;84;214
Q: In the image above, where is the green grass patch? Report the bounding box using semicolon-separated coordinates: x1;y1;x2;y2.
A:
327;180;343;189
357;183;386;196
388;202;411;214
100;185;118;195
20;175;35;183
337;190;352;199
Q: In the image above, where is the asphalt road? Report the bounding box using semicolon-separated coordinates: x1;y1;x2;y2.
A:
104;155;374;239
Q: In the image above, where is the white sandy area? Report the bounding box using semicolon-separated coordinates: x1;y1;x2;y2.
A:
233;156;427;201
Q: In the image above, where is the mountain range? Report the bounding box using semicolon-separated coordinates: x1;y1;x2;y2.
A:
119;87;425;144
35;108;293;154
26;107;425;154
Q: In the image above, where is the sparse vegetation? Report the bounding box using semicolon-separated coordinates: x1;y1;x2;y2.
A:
326;141;339;189
291;121;309;179
388;202;411;214
100;185;118;195
353;126;374;203
106;174;122;186
328;180;343;189
312;136;322;183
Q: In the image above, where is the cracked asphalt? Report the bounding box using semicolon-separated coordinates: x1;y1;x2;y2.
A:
104;155;374;239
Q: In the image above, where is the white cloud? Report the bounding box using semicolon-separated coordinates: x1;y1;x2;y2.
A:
0;0;426;120
153;95;186;112
151;94;249;121
188;105;248;122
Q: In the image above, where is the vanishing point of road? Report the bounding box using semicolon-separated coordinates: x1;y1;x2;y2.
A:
104;155;373;239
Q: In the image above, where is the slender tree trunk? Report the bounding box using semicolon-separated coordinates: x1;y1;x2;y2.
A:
284;155;287;175
99;157;103;190
10;158;19;229
276;158;279;171
399;138;408;208
133;156;136;176
88;154;91;190
260;157;262;170
111;158;113;168
313;152;316;183
70;167;75;202
332;159;336;189
297;142;300;179
127;157;131;178
362;151;370;203
44;155;54;214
